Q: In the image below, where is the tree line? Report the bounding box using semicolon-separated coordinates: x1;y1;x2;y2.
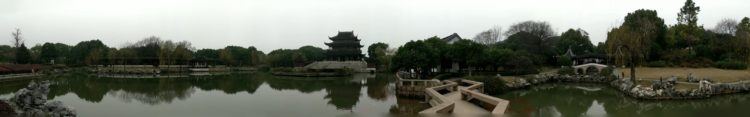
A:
604;0;750;69
3;0;747;73
390;21;594;77
0;33;332;68
388;0;750;78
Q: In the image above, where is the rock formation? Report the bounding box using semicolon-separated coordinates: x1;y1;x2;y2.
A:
2;81;76;117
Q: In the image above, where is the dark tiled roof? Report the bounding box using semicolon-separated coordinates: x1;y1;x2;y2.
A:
442;33;462;41
329;31;359;41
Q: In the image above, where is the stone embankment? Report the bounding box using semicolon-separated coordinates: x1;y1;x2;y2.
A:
0;81;76;117
503;74;750;100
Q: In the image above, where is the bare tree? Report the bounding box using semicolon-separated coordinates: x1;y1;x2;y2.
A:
504;21;555;39
473;26;502;45
713;18;738;35
11;28;23;48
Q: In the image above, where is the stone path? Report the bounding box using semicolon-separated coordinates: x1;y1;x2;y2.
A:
445;91;489;114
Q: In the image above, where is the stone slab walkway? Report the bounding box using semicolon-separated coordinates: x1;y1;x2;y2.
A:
445;88;489;114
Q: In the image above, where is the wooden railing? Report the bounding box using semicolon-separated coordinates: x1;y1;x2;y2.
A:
459;79;508;114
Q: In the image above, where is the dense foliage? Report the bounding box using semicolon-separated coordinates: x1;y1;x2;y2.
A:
603;0;750;69
366;42;390;70
266;46;326;67
14;44;31;64
1;0;747;73
463;76;508;95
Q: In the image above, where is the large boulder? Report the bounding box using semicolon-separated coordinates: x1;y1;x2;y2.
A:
7;81;76;117
10;81;49;111
631;85;656;97
43;101;76;117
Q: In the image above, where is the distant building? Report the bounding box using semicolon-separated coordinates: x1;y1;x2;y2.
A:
302;31;369;73
325;31;364;61
441;33;463;72
442;33;462;44
560;48;608;66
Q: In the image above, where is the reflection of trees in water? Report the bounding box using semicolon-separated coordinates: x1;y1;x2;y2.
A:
388;97;429;116
501;84;594;117
262;73;366;110
191;74;264;94
45;73;271;105
0;80;33;95
63;76;195;105
108;88;195;105
262;74;328;93
1;73;410;111
500;83;750;117
324;80;362;110
366;73;396;101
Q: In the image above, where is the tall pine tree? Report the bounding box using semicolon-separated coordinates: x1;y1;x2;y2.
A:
15;44;32;64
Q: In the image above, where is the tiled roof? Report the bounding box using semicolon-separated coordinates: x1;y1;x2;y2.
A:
442;33;462;42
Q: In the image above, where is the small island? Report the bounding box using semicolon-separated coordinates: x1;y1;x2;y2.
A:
270;31;371;77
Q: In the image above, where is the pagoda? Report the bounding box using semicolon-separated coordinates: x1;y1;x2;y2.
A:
325;31;364;61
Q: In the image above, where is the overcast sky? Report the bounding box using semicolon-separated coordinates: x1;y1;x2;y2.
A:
1;0;748;52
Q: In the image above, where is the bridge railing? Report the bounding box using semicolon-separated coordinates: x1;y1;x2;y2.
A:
459;79;508;114
395;72;441;87
419;80;458;114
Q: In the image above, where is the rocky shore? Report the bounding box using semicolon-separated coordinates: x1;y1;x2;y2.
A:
502;74;750;100
0;81;76;117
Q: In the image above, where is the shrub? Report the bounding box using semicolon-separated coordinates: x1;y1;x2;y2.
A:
599;66;615;77
463;76;507;95
714;60;747;70
557;56;572;66
646;61;668;67
557;66;575;75
434;73;464;80
270;67;294;72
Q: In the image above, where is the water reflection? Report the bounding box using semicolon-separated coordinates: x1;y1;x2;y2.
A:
498;83;750;117
0;73;423;113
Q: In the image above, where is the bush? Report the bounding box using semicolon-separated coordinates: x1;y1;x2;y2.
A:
434;73;464;80
599;66;615;77
646;61;668;67
463;76;507;95
501;55;539;75
714;60;747;70
681;58;713;68
270;67;294;72
557;66;575;75
557;56;572;66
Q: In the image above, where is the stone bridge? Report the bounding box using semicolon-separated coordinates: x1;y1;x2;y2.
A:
396;73;509;116
573;63;608;74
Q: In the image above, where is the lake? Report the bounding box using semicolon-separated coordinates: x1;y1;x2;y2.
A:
497;83;750;117
0;73;427;117
4;73;750;117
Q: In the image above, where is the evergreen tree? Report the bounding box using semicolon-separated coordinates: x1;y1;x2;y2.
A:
677;0;701;27
15;44;31;64
40;43;59;64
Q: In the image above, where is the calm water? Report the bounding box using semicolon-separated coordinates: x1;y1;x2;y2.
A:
0;73;427;117
5;74;750;117
497;83;750;117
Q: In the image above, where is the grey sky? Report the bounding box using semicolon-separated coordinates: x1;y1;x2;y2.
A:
1;0;748;52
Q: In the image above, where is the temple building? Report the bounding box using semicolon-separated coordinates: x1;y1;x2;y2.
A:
441;33;462;44
325;31;364;61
